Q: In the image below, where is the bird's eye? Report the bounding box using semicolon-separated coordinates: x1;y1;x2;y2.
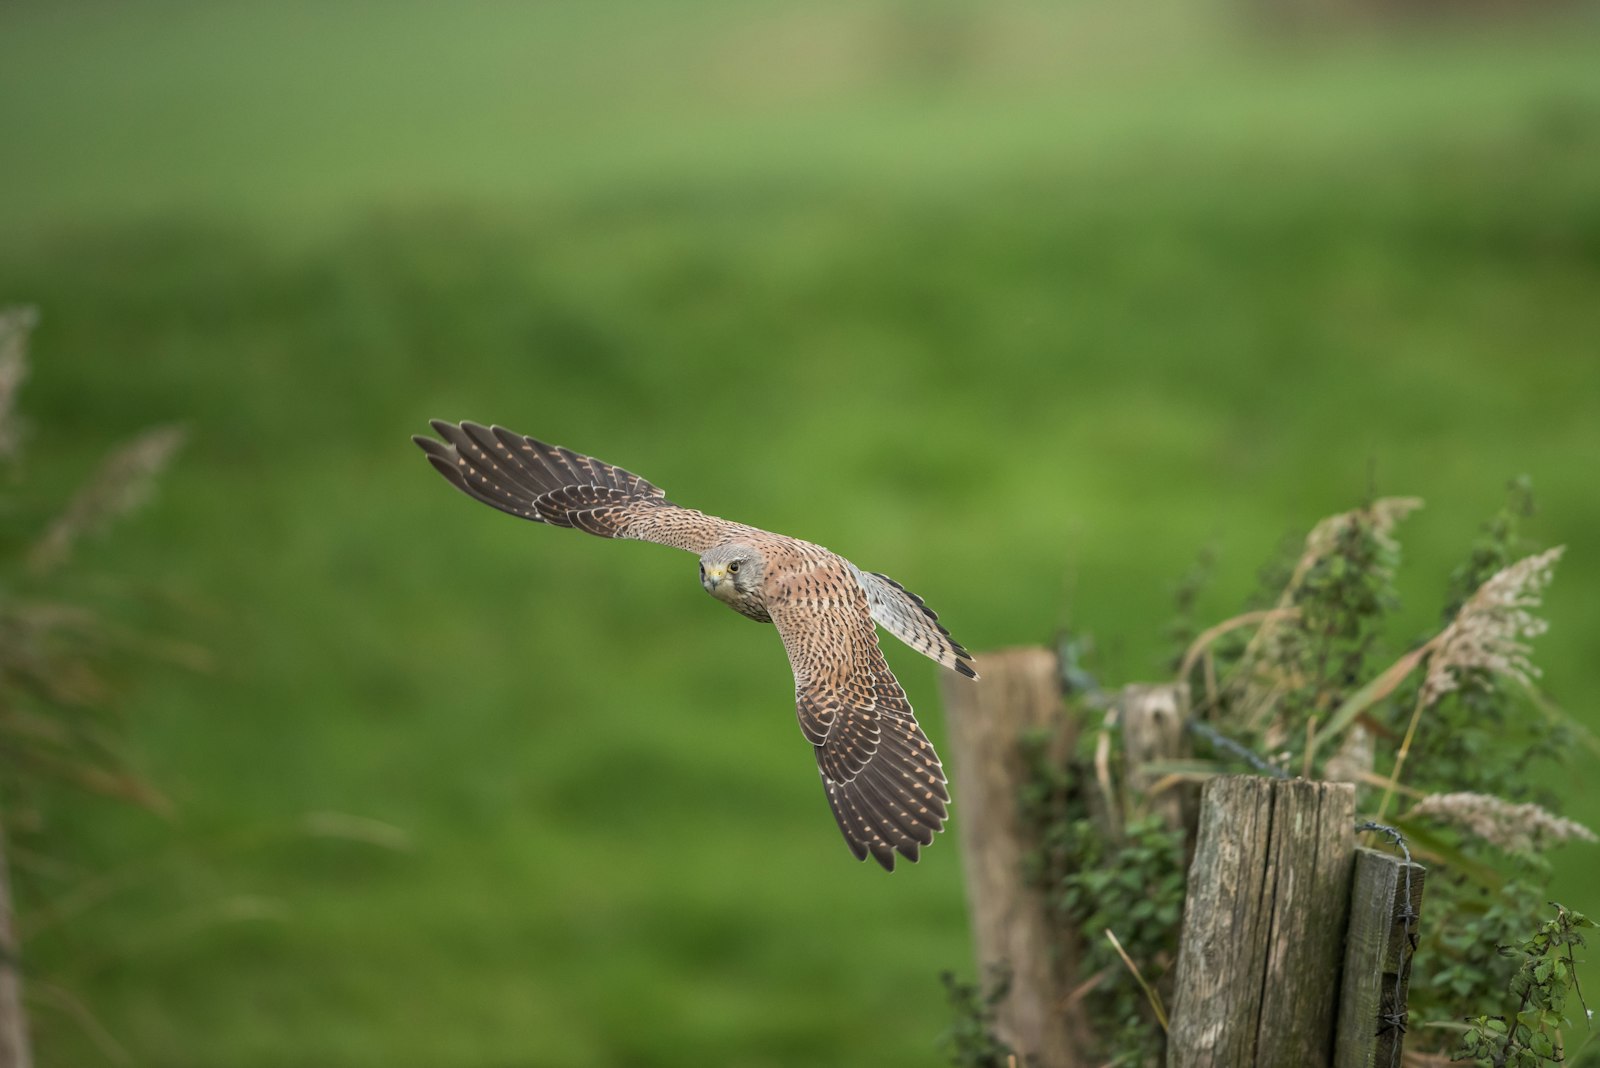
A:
728;561;740;574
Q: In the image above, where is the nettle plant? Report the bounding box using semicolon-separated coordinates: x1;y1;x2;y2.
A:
1455;904;1595;1068
945;483;1595;1068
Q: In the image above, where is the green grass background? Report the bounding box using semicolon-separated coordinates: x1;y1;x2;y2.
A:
2;2;1599;1065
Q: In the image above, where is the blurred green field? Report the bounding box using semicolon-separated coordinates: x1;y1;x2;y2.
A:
3;2;1600;1066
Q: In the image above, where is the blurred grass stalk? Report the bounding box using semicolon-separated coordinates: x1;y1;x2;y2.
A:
0;306;184;1066
0;828;29;1068
0;305;41;1068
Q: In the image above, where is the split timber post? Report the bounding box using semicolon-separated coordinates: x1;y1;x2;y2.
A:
1166;778;1427;1068
1167;776;1357;1067
1334;848;1425;1068
940;647;1427;1068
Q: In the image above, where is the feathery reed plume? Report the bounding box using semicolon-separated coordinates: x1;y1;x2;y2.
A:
1378;546;1564;819
1420;546;1564;707
1302;496;1423;570
27;425;187;577
1407;791;1596;854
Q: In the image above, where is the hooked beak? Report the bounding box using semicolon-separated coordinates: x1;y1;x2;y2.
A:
703;563;727;590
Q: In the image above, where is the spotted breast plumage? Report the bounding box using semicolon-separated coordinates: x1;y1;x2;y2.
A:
413;421;978;870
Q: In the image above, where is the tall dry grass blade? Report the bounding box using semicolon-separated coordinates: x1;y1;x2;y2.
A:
301;812;414;852
27;982;131;1067
27;425;186;576
1301;715;1318;779
1350;768;1422;800
1104;928;1168;1032
1177;607;1297;687
1318;639;1436;747
1145;769;1222;798
1377;685;1431;822
0;306;37;463
14;748;173;816
1093;715;1119;838
0;812;32;1068
1060;968;1108;1011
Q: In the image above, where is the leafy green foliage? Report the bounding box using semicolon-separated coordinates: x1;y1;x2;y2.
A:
939;968;1018;1068
1056;816;1184;1065
1285;509;1404;727
1455;904;1595;1067
1424;872;1555;1022
1012;730;1184;1067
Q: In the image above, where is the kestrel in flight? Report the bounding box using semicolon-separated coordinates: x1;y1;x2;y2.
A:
413;421;978;870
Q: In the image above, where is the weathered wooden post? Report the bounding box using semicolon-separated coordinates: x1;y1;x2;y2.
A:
939;647;1090;1068
1167;776;1357;1068
1334;848;1426;1068
1118;683;1194;834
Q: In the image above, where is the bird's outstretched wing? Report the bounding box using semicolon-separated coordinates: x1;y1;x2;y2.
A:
769;581;949;871
851;567;978;680
413;421;743;553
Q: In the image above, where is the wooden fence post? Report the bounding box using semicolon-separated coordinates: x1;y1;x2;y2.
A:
939;647;1089;1068
1334;848;1426;1068
1167;776;1356;1068
1118;683;1194;835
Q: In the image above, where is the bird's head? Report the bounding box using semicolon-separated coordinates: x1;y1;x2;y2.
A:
699;544;766;608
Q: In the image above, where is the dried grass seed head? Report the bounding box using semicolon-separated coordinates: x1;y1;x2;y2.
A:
1408;790;1595;854
1421;546;1564;707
